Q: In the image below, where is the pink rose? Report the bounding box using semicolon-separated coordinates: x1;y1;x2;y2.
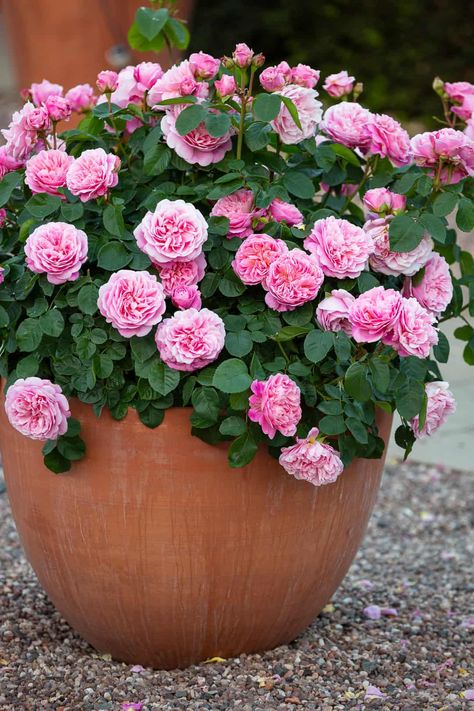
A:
271;84;322;145
45;95;72;122
232;233;288;285
349;286;402;343
411;128;474;184
316;289;355;336
0;210;6;229
279;427;343;486
25;149;74;198
366;113;412;166
148;61;205;105
322;102;373;149
268;198;304;226
5;377;70;441
161;104;232;166
304;216;374;279
248;373;301;439
134;199;208;266
464;119;474;142
259;66;287;92
171;284;202;310
155;307;225;372
363;188;406;215
157;254;206;295
26;106;51;132
96;70;119;93
410;381;456;438
1;102;42;161
232;43;254;68
290;64;320;89
451;94;474;122
323;70;355;98
65;84;96;112
263;248;324;312
404;252;453;317
214;75;237;98
388;297;438;359
189;52;220;80
444;81;474;103
30;80;63;106
133;62;164;91
98;270;166;338
66;148;120;202
210;189;265;239
365;218;433;277
24;222;88;284
0;146;24;179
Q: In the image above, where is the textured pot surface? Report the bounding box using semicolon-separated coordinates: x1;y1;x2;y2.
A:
0;402;391;669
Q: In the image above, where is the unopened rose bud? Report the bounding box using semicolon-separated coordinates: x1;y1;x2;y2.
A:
20;87;31;102
252;53;265;69
214;75;237;99
353;82;364;100
432;76;447;98
221;55;235;70
232;43;254;69
96;70;119;94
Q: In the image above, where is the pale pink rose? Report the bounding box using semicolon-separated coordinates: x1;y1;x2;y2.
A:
232;233;288;285
98;270;166;338
171;284;202;310
214;75;237;98
290;64;320;89
161;104;232;166
323;70;355;98
155;307;225;372
458;140;474;177
26;106;51;132
0;210;6;229
5;377;70;441
270;84;322;145
404;252;453;317
388;296;438;358
363;188;406;215
189;52;220;79
107;65;141;105
451;93;474;122
464;118;474;141
24;222;88;284
248;373;301;439
30;80;63;106
157;254;206;295
259;66;287;92
444;81;474;103
366;113;412;166
133;62;164;91
0;146;23;179
304;216;374;279
66;148;120;202
148;60;202;105
263;248;324;312
411;128;473;184
349;286;402;343
316;289;355;336
365;218;433;277
65;84;96;112
44;95;72;122
268;198;303;226
322;102;373;149
134;198;208;266
279;427;343;486
210;189;265;239
232;43;254;68
25;149;74;198
410;381;456;438
1;102;41;161
96;70;119;93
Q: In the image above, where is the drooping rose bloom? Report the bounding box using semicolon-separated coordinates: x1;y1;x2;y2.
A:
410;381;456;438
271;84;322;144
304;216;374;279
1;102;42;161
171;284;202;310
444;81;474;104
388;297;438;359
25;149;74;197
268;198;304;226
403;252;453;316
323;70;355;98
98;270;166;338
134;199;208;266
316;289;355;336
157;254;206;296
411;128;474;184
452;93;474;122
363;187;406;215
189;52;220;79
364;218;433;277
96;70;119;93
44;95;72;122
5;377;70;441
232;234;288;285
349;286;402;343
366;113;412;166
155;308;225;371
210;189;265;239
24;222;88;284
322;102;373;149
248;373;301;439
263;249;324;312
0;145;24;179
66;148;120;201
161;104;233;166
279;427;344;486
290;64;320;89
65;84;96;112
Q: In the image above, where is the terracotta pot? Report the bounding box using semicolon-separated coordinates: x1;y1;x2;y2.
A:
0;400;391;669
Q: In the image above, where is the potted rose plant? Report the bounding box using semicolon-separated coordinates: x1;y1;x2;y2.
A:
0;5;473;669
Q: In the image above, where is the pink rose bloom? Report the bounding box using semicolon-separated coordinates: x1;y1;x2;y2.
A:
98;270;166;338
279;427;344;486
232;233;288;285
259;66;287;92
388;297;438;359
171;284;202;310
410;381;456;438
232;43;254;68
210;189;265;239
1;102;41;161
189;52;220;80
363;187;406;215
134;198;207;266
411;128;472;184
404;252;453;317
349;286;402;343
66;148;120;202
271;84;322;144
465;119;474;142
155;307;225;372
161;104;232;166
444;81;474;103
365;218;433;277
323;70;355;98
157;254;206;295
451;93;474;122
45;95;72;122
24;222;88;284
0;145;23;179
290;64;320;89
366;113;411;167
214;75;237;98
304;216;374;279
5;377;70;441
30;80;63;106
65;84;96;112
26;106;51;132
263;249;324;312
25;149;74;198
268;198;304;226
148;60;203;105
133;62;164;92
96;70;119;93
316;289;355;336
0;210;6;229
322;102;373;150
248;373;301;439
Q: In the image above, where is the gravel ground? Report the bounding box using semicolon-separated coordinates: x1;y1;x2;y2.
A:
0;460;473;711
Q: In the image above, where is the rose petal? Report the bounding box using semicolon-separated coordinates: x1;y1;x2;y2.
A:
365;685;386;699
130;664;144;673
463;689;474;700
363;605;382;620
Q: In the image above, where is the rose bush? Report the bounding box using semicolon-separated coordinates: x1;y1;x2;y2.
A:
0;5;473;480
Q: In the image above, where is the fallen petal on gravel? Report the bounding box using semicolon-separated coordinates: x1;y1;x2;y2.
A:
363;604;382;619
365;685;386;699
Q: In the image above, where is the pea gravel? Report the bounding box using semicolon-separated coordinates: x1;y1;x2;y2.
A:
0;459;473;711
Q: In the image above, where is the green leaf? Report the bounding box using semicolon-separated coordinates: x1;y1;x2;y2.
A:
219;416;247;436
319;415;346;435
43;449;71;474
97;242;132;270
103;204;125;237
245;121;272;151
419;213;446;243
227;431;258;468
213;358;252;393
273;325;312;342
432;191;458;217
64;418;81;438
57;436;86;461
163;17;190;50
388;214;424;253
39;309;64;337
77;284;99;315
131;335;156;362
61;202;84;222
138;405;165;428
175;103;207;136
282;302;314;326
433;330;449;363
279;95;302;130
330;143;361;167
225;330;254;357
318;400;343;415
148;360;180;396
456;198;474;232
200;272;221;298
204;112;232;138
344;362;371;402
16;318;43;352
0;305;9;327
191;386;220;427
346;417;368;443
395;377;424;420
75;336;96;360
0;171;22;207
143;143;171;176
135;6;169;40
369;358;390;392
218;271;246;297
93;353;114;378
283;170;315;199
253;93;282;122
334;332;352;362
16;354;39;378
304;330;334;363
25;193;61;219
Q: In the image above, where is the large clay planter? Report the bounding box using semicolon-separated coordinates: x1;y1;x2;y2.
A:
0;400;391;669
